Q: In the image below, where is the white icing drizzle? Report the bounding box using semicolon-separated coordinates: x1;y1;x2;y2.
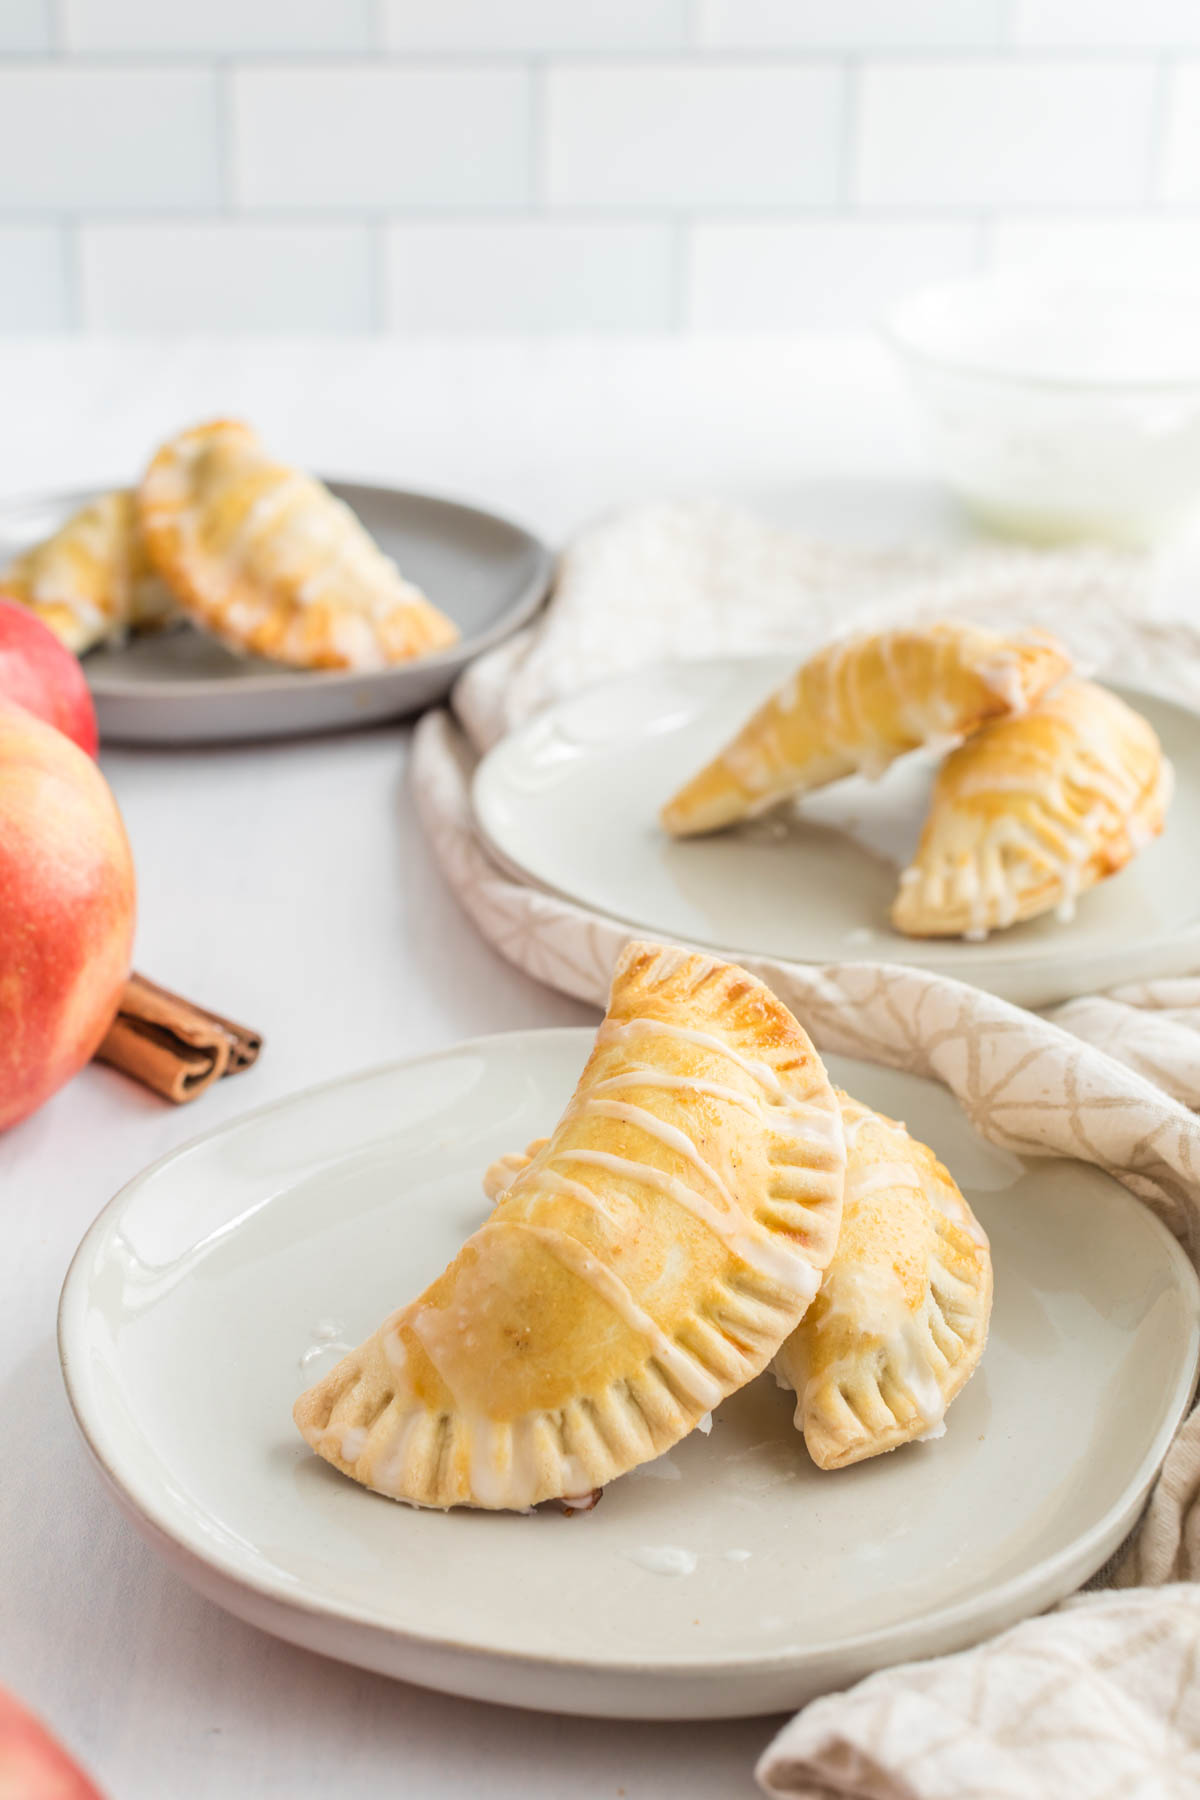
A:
629;1545;698;1577
318;1423;369;1465
495;1220;725;1411
841;1106;906;1148
298;1319;354;1370
599;1017;845;1169
535;1166;626;1218
844;1159;924;1202
466;1416;544;1512
590;1067;758;1113
975;648;1032;716
559;1490;603;1513
557;1147;821;1298
573;1096;744;1209
815;1263;948;1433
482;1148;536;1203
599;1017;791;1103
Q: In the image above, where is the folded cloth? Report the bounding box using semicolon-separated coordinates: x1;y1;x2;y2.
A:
409;500;1200;1796
758;1589;1200;1799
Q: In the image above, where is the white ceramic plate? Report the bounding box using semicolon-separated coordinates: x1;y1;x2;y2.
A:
473;658;1200;1009
0;484;551;743
59;1030;1199;1721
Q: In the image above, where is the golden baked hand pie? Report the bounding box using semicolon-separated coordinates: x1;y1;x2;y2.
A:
492;1090;991;1473
294;941;846;1511
775;1091;991;1471
138;419;459;671
2;489;175;654
892;677;1170;940
660;622;1072;837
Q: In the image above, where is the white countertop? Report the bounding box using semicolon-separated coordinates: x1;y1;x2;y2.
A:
0;335;945;1800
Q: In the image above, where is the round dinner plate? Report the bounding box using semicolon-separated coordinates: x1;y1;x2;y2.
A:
472;659;1200;1009
60;1030;1199;1721
0;484;552;743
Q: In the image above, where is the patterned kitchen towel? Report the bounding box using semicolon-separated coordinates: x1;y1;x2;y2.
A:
409;500;1200;1796
757;1588;1200;1798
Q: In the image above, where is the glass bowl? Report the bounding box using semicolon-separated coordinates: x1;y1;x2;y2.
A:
884;276;1200;547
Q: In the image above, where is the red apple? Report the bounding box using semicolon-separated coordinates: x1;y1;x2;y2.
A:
0;699;135;1132
0;596;98;758
0;1685;106;1799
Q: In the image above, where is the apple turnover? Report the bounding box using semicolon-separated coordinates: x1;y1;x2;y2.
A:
660;621;1072;837
893;677;1170;940
138;420;459;671
491;1090;991;1473
2;489;174;654
294;940;847;1510
774;1092;991;1470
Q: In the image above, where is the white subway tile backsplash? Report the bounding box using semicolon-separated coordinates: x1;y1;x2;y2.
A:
547;63;843;209
0;68;220;211
81;224;373;331
696;0;1003;51
991;215;1200;284
1161;64;1200;203
1012;0;1200;47
1;8;1198;335
384;220;676;330
383;0;687;54
233;68;532;209
0;226;68;328
857;62;1157;209
63;0;372;54
689;218;980;330
0;0;51;52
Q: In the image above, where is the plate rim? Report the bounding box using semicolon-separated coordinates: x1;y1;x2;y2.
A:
0;479;553;700
57;1027;1200;1681
471;659;1200;990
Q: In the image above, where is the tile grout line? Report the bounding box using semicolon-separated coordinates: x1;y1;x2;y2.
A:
839;54;859;209
61;214;82;329
529;58;546;210
215;57;234;213
1148;53;1173;208
673;218;691;331
0;48;1190;67
368;216;387;334
996;0;1016;50
6;204;1200;227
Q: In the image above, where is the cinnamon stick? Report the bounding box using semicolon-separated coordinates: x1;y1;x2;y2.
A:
94;973;262;1104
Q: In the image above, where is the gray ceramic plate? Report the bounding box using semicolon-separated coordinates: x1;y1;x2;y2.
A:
473;658;1200;1009
0;484;552;743
59;1032;1200;1720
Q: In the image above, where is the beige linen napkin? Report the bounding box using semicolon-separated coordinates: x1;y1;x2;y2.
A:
410;501;1200;1796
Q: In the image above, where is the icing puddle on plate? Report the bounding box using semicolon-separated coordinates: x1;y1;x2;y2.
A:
628;1545;753;1578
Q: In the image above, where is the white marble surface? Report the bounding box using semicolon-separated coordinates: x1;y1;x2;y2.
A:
0;335;944;1798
